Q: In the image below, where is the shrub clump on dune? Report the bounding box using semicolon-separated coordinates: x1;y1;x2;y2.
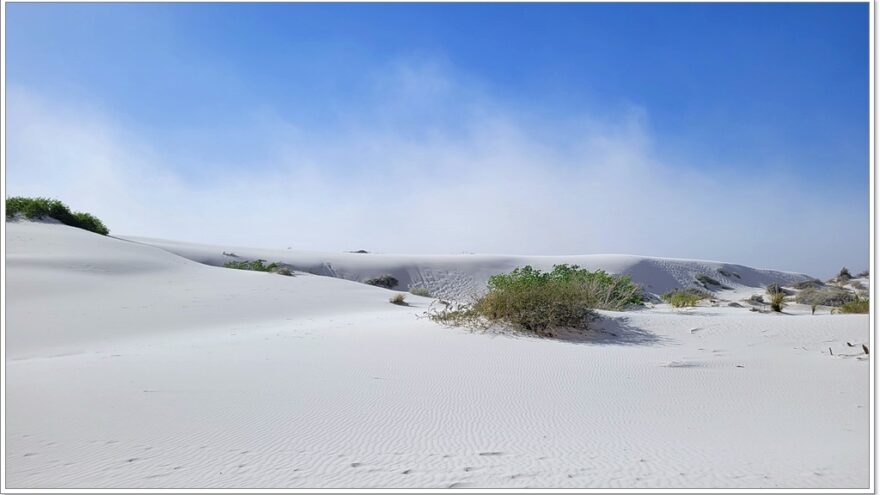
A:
6;196;110;235
793;279;824;290
409;287;431;297
838;298;869;314
795;286;856;307
768;291;786;312
364;274;399;289
224;259;291;275
662;288;709;308
430;264;643;336
389;293;407;305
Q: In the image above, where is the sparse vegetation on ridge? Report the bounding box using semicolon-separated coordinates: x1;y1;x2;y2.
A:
793;279;824;290
389;293;407;305
696;274;731;290
6;196;110;235
365;274;399;289
795;286;856;307
224;259;291;275
429;264;643;336
409;287;431;297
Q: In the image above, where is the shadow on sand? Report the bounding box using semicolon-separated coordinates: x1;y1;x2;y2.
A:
547;316;672;346
468;315;672;347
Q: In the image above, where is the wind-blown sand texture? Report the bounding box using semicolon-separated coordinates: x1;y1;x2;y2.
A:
5;222;870;489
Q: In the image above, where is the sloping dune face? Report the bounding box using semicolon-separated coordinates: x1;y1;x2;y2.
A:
6;222;405;358
123;236;811;300
5;222;868;489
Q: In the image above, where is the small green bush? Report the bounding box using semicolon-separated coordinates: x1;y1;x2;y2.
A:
769;291;785;312
409;287;431;297
429;264;642;336
6;196;109;235
364;274;399;289
838;267;853;281
839;298;869;314
857;270;869;278
795;287;856;307
662;288;708;308
224;259;289;274
389;293;407;305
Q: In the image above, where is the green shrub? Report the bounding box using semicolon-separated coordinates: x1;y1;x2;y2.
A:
769;291;785;312
71;212;110;236
837;267;853;281
795;287;856;307
409;287;431;297
839;298;869;314
364;274;399;289
857;270;869;278
6;196;109;235
662;288;708;308
429;264;642;336
389;293;407;305
223;259;288;274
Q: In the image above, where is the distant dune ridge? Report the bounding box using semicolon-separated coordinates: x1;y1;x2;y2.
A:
5;221;868;489
122;235;812;301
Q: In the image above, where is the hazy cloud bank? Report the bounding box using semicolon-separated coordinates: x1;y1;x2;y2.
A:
5;64;868;277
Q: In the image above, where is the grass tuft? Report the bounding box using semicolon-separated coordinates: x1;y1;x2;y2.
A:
769;291;786;312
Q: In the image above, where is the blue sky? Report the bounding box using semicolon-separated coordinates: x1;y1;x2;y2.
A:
5;3;870;276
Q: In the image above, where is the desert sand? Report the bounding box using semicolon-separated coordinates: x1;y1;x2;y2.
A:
4;221;870;489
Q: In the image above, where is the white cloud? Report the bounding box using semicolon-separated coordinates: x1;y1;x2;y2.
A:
4;67;868;277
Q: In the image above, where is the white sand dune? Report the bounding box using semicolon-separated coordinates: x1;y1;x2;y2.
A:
122;235;813;301
5;222;870;489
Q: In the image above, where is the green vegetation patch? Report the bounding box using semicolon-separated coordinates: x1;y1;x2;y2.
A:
795;287;856;307
224;259;291;275
662;288;709;308
364;274;399;289
430;264;643;336
6;196;109;235
838;298;869;314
